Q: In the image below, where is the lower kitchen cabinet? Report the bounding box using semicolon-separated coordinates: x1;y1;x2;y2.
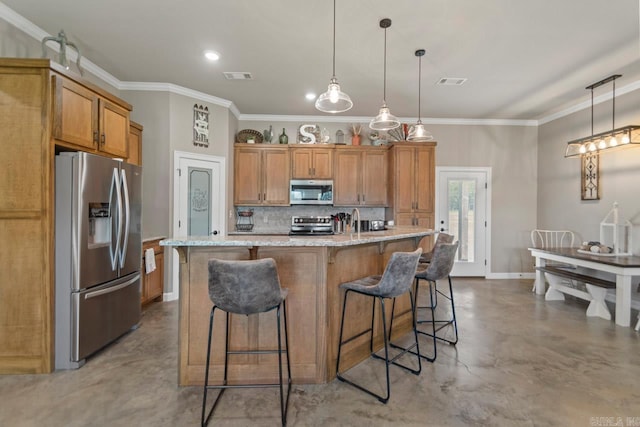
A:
142;238;164;305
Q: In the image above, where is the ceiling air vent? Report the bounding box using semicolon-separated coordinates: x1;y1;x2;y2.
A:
223;72;253;80
437;77;467;86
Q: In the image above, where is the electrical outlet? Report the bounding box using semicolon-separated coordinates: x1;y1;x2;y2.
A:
229;209;233;219
263;216;268;223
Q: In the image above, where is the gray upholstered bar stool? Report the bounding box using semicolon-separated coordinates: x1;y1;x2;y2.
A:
335;248;422;404
202;258;291;427
420;232;455;264
413;241;459;362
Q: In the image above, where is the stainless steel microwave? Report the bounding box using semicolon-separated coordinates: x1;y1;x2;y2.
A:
290;180;333;205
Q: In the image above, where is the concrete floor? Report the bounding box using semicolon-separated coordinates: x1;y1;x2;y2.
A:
1;278;639;427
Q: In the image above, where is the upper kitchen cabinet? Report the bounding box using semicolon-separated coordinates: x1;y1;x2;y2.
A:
290;145;333;179
386;141;436;248
333;146;388;207
52;74;131;159
128;121;143;166
234;144;290;206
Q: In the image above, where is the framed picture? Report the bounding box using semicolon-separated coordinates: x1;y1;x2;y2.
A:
581;152;599;200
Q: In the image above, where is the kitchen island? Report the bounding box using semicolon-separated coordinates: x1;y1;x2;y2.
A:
161;227;433;386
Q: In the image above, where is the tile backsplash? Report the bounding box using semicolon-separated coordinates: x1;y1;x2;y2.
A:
232;206;386;234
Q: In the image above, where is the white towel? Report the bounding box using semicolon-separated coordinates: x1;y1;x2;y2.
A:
145;248;156;274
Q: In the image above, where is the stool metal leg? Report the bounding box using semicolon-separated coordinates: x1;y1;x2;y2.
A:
412;278;437;362
337;290;422;404
202;304;291;427
202;307;227;427
276;301;292;426
418;276;459;346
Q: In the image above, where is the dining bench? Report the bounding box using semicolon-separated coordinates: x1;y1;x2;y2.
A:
536;265;615;320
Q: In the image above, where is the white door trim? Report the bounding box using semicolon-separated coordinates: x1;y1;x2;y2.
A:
168;150;226;301
435;166;492;277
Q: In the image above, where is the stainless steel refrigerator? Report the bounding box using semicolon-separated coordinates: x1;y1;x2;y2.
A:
55;152;142;369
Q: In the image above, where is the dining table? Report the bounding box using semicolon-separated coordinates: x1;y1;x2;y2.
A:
529;247;640;327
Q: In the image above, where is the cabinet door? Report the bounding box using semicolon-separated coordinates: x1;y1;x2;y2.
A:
395;212;416;226
394;146;416;212
415;213;434;251
262;149;290;205
291;149;313;179
414;146;434;212
361;150;388;206
234;148;262;205
312;149;333;179
99;99;129;158
52;75;98;149
333;150;361;206
128;123;142;166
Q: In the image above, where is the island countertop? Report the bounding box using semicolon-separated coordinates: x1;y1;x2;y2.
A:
160;227;432;247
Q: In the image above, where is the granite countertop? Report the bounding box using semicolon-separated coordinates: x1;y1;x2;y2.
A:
160;227;433;248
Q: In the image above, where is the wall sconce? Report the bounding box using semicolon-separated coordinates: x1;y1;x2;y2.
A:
565;74;640;157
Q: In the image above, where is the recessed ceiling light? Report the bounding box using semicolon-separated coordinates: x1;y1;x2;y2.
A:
204;51;220;61
305;93;316;100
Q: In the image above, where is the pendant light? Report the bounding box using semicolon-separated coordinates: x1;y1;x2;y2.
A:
370;18;400;131
407;49;434;142
315;0;353;113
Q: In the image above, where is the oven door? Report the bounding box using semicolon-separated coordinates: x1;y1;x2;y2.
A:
289;180;333;205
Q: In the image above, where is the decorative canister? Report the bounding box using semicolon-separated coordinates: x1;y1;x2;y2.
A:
352;134;361;146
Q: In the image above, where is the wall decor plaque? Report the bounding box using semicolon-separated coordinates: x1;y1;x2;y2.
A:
193;104;210;147
581;152;599;200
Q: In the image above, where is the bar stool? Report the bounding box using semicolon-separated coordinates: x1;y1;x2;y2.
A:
414;241;459;362
420;232;455;265
335;248;422;404
202;258;291;427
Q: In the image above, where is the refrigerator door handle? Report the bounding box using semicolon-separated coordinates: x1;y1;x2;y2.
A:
84;274;141;299
119;169;130;269
109;168;122;271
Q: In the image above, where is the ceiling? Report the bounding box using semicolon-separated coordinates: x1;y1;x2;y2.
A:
3;0;640;121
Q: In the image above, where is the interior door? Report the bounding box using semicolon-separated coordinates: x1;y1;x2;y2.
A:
437;168;489;276
177;157;223;237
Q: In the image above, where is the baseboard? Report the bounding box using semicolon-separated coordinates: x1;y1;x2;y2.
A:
484;272;536;280
163;291;179;302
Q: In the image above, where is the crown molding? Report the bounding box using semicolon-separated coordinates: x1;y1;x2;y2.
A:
240;114;538;126
120;81;238;112
538;79;640;125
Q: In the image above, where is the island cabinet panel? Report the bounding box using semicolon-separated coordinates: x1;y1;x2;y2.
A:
52;75;130;159
141;238;164;305
290;145;333;179
234;145;290;206
167;228;431;386
333;146;388;207
0;62;53;374
180;246;327;385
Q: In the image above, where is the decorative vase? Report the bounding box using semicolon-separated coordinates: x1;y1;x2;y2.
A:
279;128;288;144
352;135;361;146
263;125;274;144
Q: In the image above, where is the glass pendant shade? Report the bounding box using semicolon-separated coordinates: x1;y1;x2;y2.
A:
407;120;434;142
315;0;352;114
369;104;400;130
316;77;353;113
370;18;399;130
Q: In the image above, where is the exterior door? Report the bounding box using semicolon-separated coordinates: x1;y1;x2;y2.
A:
436;168;490;277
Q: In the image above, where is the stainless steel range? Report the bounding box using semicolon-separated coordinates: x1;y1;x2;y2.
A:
289;215;334;236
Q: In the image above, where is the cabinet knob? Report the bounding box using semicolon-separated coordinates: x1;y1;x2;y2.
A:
211;230;218;235
101;133;106;145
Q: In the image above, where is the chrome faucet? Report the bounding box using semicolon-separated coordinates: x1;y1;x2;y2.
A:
350;208;361;239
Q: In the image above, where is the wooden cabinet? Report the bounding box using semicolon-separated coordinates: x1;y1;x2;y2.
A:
0;59;135;374
128;121;143;166
387;142;436;250
52;75;131;159
333;146;388;206
234;144;290;206
290;145;333;179
142;238;164;305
